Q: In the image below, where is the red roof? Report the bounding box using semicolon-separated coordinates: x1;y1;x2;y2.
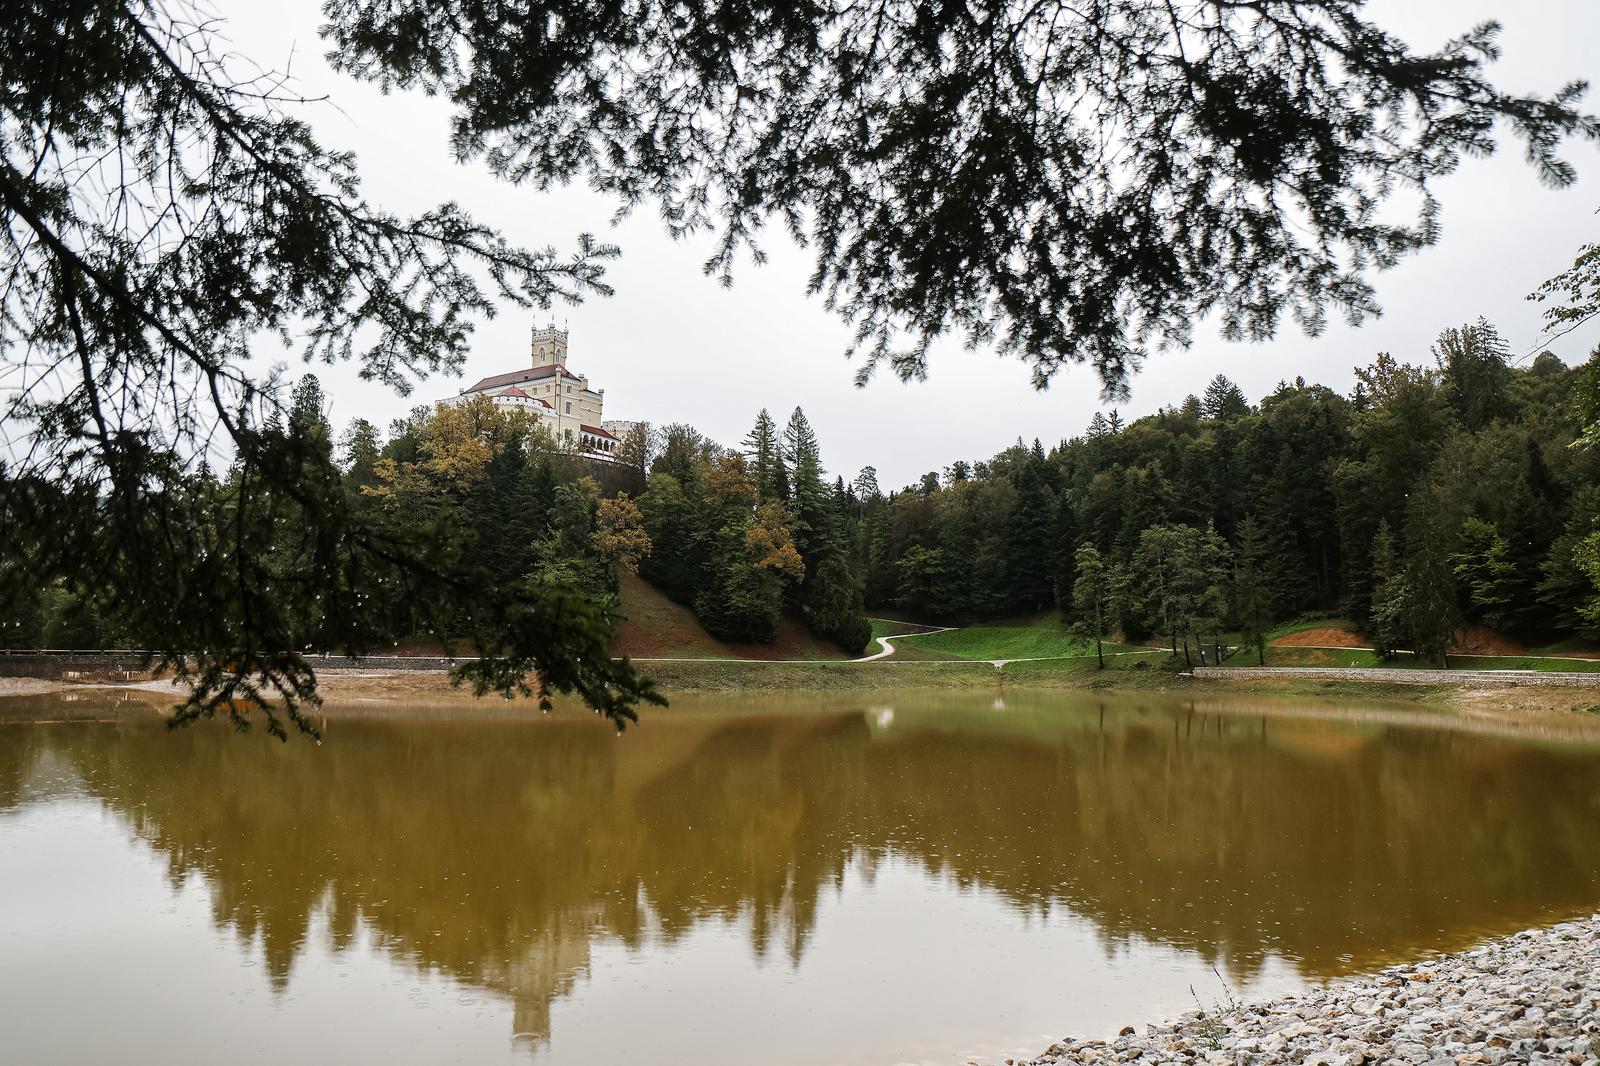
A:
464;363;571;393
489;385;553;409
581;424;617;440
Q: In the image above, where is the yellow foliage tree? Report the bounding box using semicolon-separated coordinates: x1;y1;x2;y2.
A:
366;395;550;502
748;502;805;583
593;493;653;574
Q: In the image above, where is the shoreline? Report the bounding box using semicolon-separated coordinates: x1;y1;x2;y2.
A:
1019;914;1600;1066
7;660;1600;718
8;671;1600;745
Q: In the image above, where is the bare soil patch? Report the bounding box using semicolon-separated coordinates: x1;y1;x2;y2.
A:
313;671;465;699
1272;626;1366;648
1451;625;1527;656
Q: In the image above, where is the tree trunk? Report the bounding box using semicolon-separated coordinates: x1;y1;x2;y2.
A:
1095;635;1104;670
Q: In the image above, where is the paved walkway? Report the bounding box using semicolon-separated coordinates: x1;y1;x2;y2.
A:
856;623;954;662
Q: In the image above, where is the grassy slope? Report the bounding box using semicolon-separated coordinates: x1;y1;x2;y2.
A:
1239;618;1600;671
610;573;849;661
888;613;1163;663
869;617;941;640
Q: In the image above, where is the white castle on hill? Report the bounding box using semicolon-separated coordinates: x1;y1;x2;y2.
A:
450;326;634;461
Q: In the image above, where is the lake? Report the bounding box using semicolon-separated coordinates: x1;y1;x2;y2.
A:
2;688;1599;1065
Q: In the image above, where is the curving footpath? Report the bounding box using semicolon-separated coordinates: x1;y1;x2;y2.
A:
856;623;954;662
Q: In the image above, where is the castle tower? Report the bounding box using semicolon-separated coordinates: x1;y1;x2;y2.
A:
531;325;569;368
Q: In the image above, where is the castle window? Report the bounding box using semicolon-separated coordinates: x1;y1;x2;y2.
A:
565;402;572;414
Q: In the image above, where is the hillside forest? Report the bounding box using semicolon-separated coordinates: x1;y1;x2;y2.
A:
10;320;1600;666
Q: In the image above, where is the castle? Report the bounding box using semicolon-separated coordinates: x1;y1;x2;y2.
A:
451;326;631;460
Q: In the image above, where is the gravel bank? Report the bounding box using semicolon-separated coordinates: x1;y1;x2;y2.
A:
1023;915;1599;1066
1194;666;1600;687
0;677;65;695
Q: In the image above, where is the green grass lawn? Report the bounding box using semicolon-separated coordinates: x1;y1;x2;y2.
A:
1528;638;1600;659
869;617;940;640
999;649;1171;678
1444;655;1600;673
890;615;1161;662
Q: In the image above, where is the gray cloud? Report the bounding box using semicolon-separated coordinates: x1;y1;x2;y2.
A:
226;0;1600;489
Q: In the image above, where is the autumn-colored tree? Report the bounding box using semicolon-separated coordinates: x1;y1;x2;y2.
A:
593;494;653;575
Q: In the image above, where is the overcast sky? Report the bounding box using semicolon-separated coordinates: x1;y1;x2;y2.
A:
220;0;1600;490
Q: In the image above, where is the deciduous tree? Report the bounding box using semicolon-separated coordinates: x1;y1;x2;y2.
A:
1070;543;1113;669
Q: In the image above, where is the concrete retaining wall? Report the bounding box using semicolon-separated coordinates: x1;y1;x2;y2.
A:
1194;665;1600;687
0;651;461;678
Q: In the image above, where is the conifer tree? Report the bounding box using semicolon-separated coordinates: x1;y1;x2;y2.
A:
743;409;786;503
1004;446;1058;613
1451;518;1518;633
1202;375;1250;422
1232;515;1274;665
1368;520;1408;660
1052;497;1080;619
288;375;331;437
340;419;383;492
1401;492;1463;668
852;467;881;501
783;407;831;566
1195;522;1234;662
1434;319;1513;431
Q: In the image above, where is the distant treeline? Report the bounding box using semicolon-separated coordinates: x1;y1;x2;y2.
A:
855;322;1600;663
11;320;1600;665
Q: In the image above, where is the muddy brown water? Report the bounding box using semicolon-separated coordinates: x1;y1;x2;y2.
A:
2;689;1599;1065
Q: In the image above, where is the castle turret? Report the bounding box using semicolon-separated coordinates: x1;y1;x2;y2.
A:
531;325;569;368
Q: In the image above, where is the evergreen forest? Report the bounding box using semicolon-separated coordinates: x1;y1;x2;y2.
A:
11;321;1600;668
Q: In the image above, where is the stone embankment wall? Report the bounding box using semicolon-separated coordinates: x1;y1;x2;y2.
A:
1194;666;1600;687
0;651;459;679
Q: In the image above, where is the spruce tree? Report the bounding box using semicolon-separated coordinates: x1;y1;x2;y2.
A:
1401;497;1462;668
1202;375;1250;422
743;409;785;503
1434;319;1513;431
1003;447;1058;613
1368;520;1408;660
1052;498;1080;619
783;407;830;566
1451;518;1518;633
340;419;383;492
1232;515;1274;665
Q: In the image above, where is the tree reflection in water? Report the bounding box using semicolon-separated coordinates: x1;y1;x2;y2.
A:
3;690;1599;1049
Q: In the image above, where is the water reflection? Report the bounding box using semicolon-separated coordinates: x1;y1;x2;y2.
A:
2;690;1599;1064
